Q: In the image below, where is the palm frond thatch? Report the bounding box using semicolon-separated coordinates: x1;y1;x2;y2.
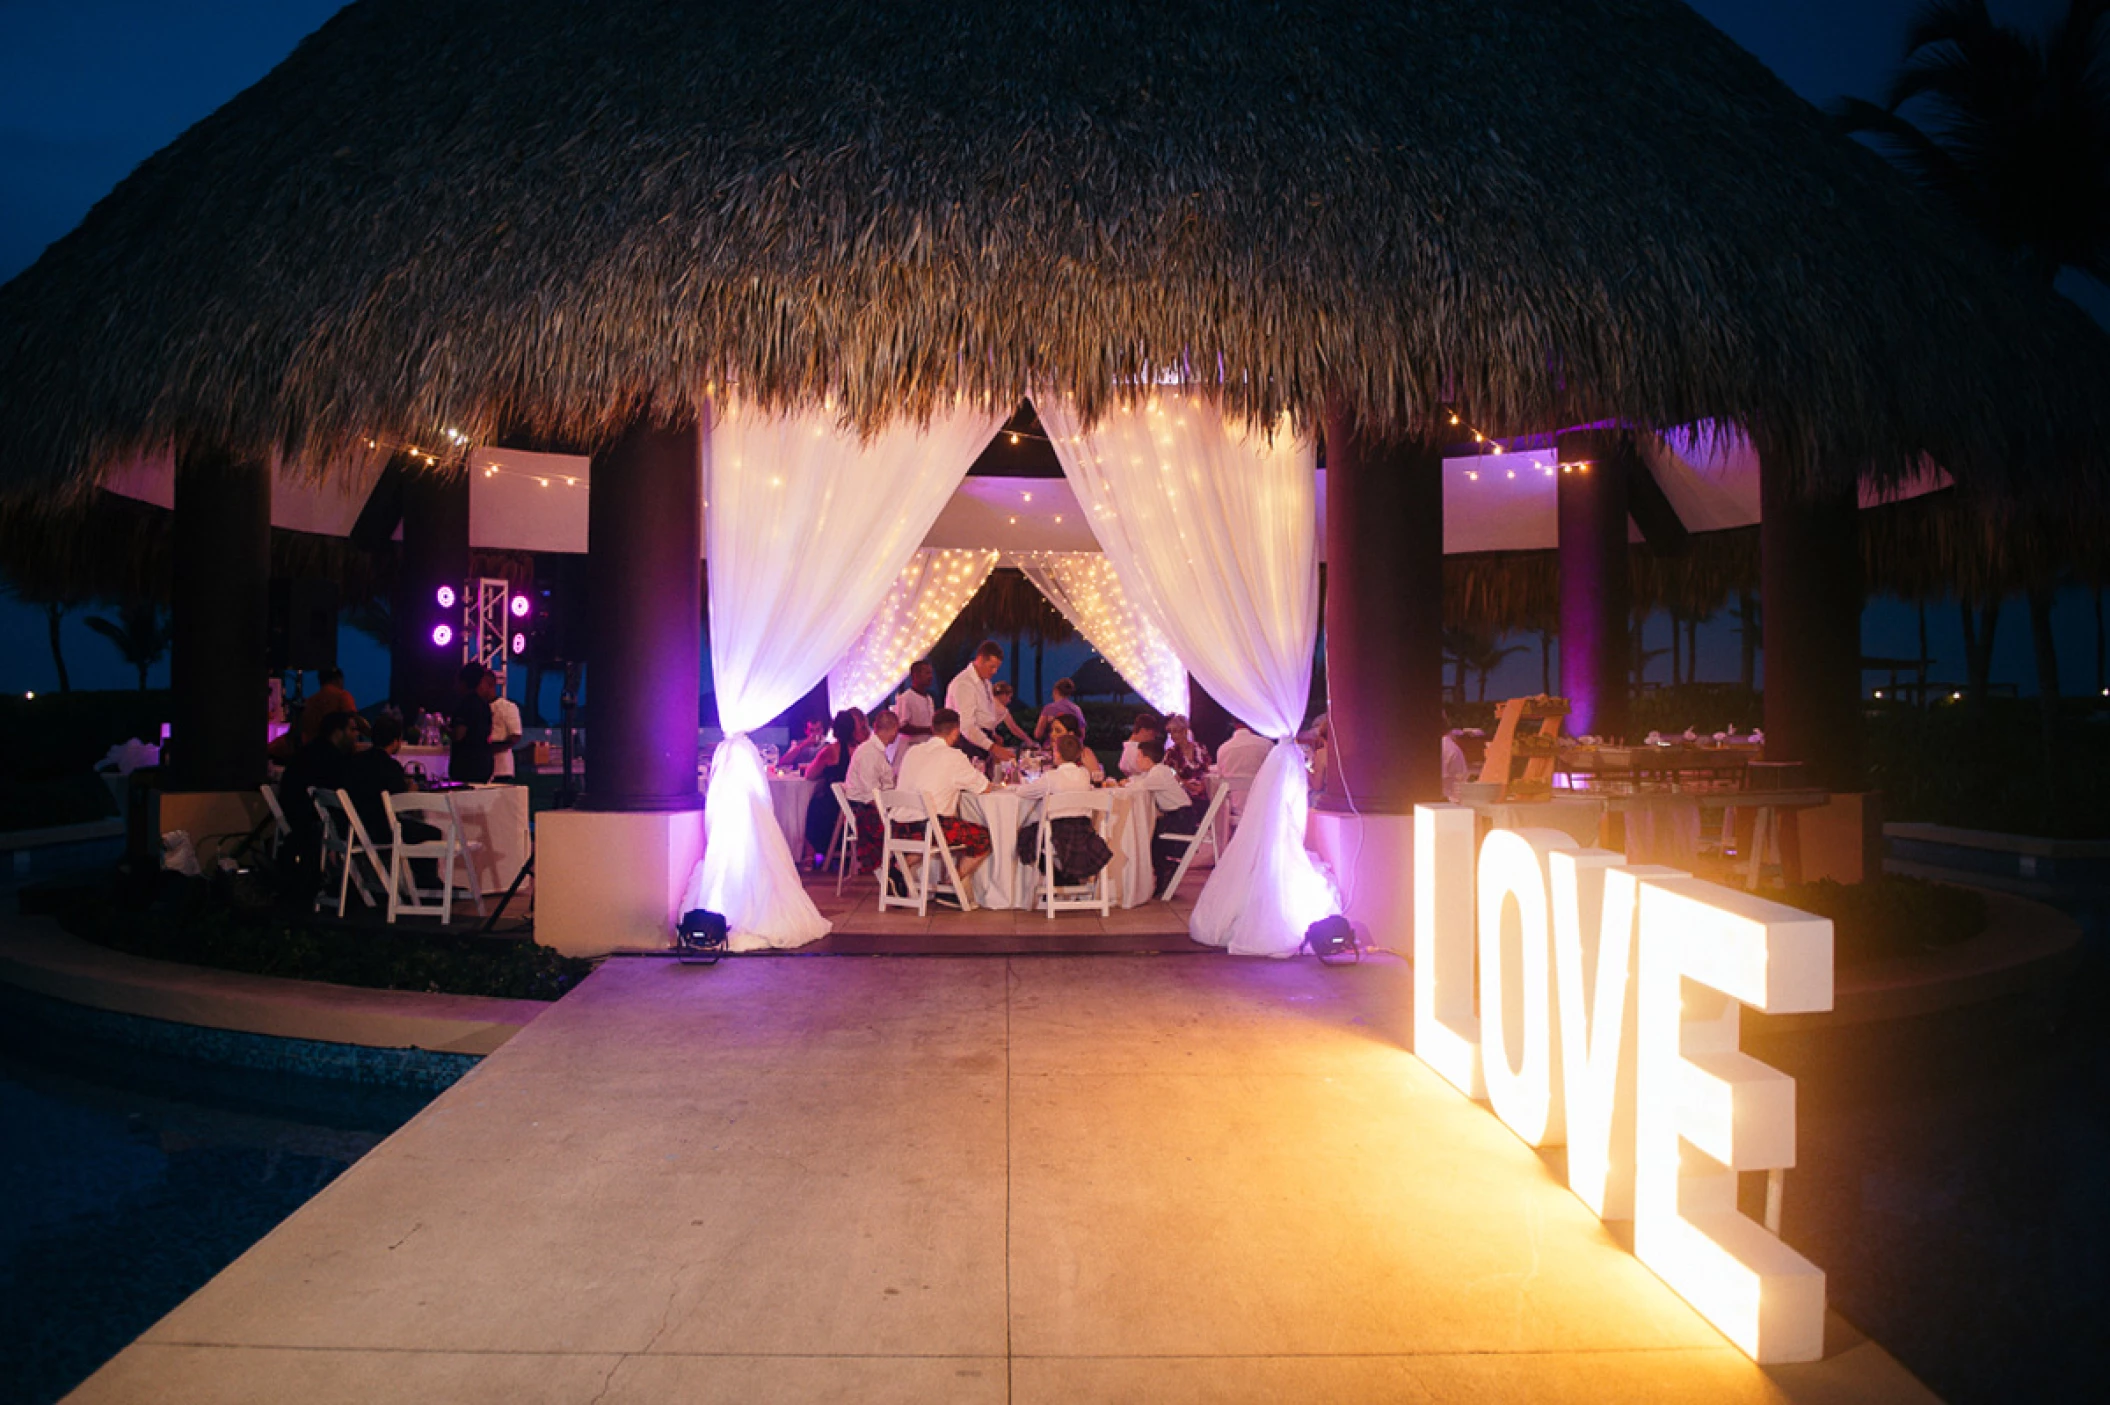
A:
3;0;2107;510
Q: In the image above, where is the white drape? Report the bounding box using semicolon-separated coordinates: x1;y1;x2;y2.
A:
828;549;999;715
1014;551;1189;718
1039;393;1335;956
691;402;1005;950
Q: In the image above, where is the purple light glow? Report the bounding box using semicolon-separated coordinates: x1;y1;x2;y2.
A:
510;593;531;618
436;584;457;609
431;623;454;647
511;632;527;656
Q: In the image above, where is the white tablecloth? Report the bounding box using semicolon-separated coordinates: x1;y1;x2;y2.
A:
398;745;451;783
960;786;1159;910
768;773;820;856
446;784;531;894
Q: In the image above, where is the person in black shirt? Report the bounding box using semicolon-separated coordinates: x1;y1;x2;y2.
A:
277;710;358;907
341;714;442;890
448;663;498;783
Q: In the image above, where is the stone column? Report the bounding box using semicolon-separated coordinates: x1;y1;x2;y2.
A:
1319;410;1446;810
1760;452;1863;791
169;449;271;792
581;414;706;812
1553;429;1634;740
394;459;471;717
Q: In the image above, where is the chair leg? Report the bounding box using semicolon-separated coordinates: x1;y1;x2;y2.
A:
386;850;402;924
337;848;353;918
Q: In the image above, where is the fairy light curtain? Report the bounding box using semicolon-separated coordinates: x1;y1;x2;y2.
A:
687;402;1007;950
1038;392;1334;958
828;548;1000;714
1014;551;1188;718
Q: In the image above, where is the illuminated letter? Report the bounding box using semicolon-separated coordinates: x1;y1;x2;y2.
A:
1634;876;1832;1364
1476;827;1575;1146
1549;853;1681;1221
1412;804;1481;1098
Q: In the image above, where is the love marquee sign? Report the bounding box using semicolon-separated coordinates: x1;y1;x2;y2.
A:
1413;804;1832;1364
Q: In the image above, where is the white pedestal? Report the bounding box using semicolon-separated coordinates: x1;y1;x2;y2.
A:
1306;808;1417;952
536;808;704;957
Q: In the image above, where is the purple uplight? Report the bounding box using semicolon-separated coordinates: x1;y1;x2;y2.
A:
511;632;527;656
436;584;457;609
509;593;531;618
431;623;454;648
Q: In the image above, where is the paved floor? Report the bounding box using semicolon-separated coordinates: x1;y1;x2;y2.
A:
70;956;1936;1403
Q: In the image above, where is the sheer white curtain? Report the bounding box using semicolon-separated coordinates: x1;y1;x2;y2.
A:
1039;393;1334;956
688;402;1005;950
828;548;999;714
1014;551;1188;717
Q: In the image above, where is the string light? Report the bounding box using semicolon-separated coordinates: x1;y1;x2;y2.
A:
829;549;1001;713
1016;552;1186;717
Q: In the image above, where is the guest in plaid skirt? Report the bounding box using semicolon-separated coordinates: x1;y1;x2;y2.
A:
891;708;995;885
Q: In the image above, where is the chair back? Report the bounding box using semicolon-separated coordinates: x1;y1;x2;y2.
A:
385;790;462;845
831;781;858;829
334;788;389;860
1042;789;1113;822
309;787;350;849
259;784;293;840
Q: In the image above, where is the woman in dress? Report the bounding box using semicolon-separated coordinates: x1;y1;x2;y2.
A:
802;708;866;868
1045;713;1105;781
1163;713;1211;797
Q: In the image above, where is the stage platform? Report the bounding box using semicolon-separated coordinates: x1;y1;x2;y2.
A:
69;953;1933;1403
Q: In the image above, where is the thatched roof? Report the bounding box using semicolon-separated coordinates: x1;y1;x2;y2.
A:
4;0;2108;504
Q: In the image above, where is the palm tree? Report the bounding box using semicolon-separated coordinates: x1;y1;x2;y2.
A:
3;581;79;691
1839;0;2110;758
85;601;172;691
1445;626;1530;701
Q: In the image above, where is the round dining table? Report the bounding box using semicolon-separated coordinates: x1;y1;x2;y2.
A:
959;785;1161;910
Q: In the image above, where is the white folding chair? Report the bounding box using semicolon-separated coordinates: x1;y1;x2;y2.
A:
1026;790;1114;919
876;788;976;916
308;788;380;915
1156;783;1230;901
828;782;865;896
1221;774;1255;832
334;788;398;914
259;784;294;858
383;792;487;924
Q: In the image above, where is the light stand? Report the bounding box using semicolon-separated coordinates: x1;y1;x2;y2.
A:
554;660;582;808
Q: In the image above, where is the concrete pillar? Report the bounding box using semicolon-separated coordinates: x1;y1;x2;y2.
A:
581;413;704;812
169;449;271;792
1760;447;1863;792
1319;410;1445;810
1553;429;1634;740
394;460;471;716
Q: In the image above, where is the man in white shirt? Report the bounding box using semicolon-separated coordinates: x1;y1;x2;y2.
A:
892;660;936;762
1117;713;1163;777
944;641;1013;764
1216;723;1271;781
1124;737;1199;897
488;690;524;779
841;710;899;874
890;709;994;883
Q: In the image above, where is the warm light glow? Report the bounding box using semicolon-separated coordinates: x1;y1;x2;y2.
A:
1412;804;1483;1098
827;549;999;713
1477;828;1572;1145
1016;552;1188;717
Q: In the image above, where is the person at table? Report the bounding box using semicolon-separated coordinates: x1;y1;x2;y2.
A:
277;709;358;907
1046;713;1105;782
945;642;1014;765
890;707;993;887
448;663;498;784
781;717;829;771
1123;737;1199;897
341;713;444;887
1117;713;1163;778
1163;713;1211;793
300;667;357;744
1216;721;1270;782
488;683;524;780
989;681;1035;748
842;708;898;874
1035;677;1087;743
1015;734;1114;885
893;660;937;755
802;708;866;870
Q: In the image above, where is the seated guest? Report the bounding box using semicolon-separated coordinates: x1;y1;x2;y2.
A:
842;709;899;873
890;708;994;887
1124;737;1199;897
448;664;498;784
1216;721;1271;781
1163;713;1211;795
1046;713;1104;781
1117;713;1164;778
988;681;1035;747
1016;734;1113;883
1300;712;1332;795
1442;732;1472;802
1035;677;1087;742
781;717;829;771
802;709;865;869
341;714;443;886
278;709;359;906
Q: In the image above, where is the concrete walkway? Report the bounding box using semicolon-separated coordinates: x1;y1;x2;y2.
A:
71;955;1935;1403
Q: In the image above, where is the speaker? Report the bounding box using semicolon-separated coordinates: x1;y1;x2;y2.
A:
268;577;340;671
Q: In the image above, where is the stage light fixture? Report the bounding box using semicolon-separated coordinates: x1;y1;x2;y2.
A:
510;594;531;618
436;584;457;608
431;623;454;647
512;632;528;656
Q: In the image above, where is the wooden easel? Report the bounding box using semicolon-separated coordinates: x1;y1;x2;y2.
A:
1478;695;1569;801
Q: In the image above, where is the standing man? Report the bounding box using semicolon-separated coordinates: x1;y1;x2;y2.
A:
945;641;1014;765
299;667;357;744
893;660;937;762
488;679;524;780
448;663;497;784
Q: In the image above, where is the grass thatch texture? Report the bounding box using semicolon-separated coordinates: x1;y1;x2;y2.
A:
3;1;2107;507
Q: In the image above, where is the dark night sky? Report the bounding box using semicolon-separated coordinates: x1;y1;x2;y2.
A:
0;1;2097;697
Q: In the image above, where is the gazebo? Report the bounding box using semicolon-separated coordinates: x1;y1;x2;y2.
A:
3;0;2106;955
